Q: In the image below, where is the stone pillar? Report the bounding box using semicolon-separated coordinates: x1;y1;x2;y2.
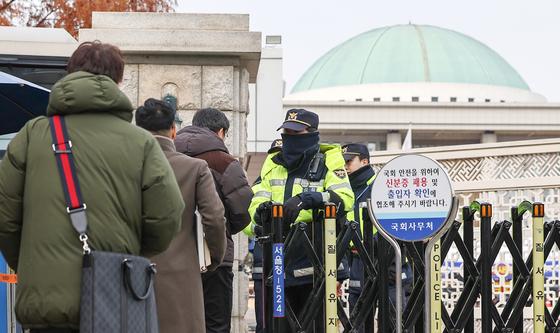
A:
386;130;402;150
481;131;498;144
80;12;261;333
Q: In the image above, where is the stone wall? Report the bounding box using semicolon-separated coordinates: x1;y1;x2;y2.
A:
80;12;261;332
120;63;251;158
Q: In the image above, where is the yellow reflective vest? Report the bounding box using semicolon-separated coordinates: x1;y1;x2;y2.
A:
243;151;279;236
247;144;354;235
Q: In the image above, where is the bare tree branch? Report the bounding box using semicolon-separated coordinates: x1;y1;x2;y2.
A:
0;0;17;12
35;8;56;26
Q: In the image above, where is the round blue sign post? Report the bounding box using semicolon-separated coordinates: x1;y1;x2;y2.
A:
370;154;454;241
367;154;458;333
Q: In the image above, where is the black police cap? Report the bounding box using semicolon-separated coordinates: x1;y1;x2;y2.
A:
342;143;370;162
277;108;319;131
268;139;283;154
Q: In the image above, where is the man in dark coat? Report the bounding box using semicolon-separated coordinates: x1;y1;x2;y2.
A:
136;99;227;333
175;108;253;333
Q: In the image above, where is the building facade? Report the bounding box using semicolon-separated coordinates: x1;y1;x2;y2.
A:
247;42;284;153
283;24;560;152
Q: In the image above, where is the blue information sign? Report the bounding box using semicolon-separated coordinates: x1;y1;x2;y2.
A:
370;154;453;242
272;243;285;317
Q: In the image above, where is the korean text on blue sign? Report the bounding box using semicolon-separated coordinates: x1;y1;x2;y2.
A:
370;155;453;242
272;243;285;317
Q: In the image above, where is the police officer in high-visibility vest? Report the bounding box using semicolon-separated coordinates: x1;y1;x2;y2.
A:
343;143;412;328
342;143;376;333
249;109;354;332
244;139;283;333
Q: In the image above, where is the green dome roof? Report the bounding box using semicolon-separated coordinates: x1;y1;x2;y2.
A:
292;24;529;93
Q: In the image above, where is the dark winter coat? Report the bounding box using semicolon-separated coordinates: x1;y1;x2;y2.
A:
175;125;252;266
0;71;184;329
151;136;226;333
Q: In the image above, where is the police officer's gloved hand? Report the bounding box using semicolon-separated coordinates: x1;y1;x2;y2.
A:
298;192;326;209
254;201;273;226
283;196;304;225
253;224;264;238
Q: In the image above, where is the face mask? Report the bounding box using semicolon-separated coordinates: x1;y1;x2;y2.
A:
281;131;320;169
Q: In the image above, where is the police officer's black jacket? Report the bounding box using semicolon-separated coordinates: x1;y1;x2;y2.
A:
349;165;376;228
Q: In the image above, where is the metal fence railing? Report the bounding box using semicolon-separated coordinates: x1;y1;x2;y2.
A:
257;200;560;333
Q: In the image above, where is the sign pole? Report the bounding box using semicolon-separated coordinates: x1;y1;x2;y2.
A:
368;154;456;333
272;204;285;331
532;202;545;333
423;197;458;333
368;154;458;332
367;199;402;333
324;204;338;333
430;240;442;333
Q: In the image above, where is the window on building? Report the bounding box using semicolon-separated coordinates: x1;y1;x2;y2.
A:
468;98;475;102
450;97;457;102
412;97;419;102
431;97;438;102
392;97;400;102
373;97;380;102
485;99;491;102
500;100;505;103
355;98;362;102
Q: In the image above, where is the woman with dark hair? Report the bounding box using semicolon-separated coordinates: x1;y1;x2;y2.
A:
0;41;184;332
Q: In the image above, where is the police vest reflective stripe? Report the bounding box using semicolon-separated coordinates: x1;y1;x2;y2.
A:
269;179;286;186
327;183;352;191
349;280;361;288
254;191;272;199
270;178;325;189
294;178;324;188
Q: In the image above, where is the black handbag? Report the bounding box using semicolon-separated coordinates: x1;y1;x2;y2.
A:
49;115;159;333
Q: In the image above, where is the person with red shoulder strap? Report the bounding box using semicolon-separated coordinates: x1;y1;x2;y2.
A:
0;41;184;332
